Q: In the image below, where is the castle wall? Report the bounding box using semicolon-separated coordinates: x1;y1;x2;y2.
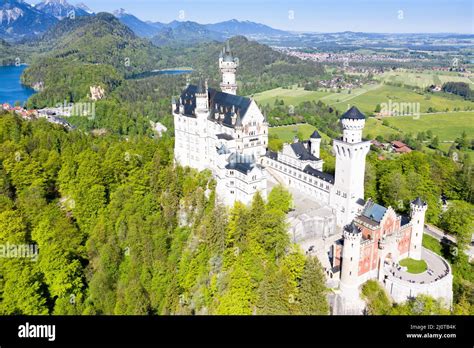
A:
384;270;453;307
263;157;332;205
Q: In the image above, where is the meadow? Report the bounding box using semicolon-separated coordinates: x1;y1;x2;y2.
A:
253;84;474;116
252;86;330;106
269;123;329;143
376;70;474;89
330;85;474;114
382;112;474;142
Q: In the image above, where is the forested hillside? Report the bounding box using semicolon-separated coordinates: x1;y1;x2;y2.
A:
21;13;163;108
0;112;328;315
162;36;327;95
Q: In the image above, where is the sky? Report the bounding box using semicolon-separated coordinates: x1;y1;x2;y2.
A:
27;0;473;34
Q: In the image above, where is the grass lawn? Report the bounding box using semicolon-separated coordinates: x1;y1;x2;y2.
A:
399;258;428;274
385;112;474;142
376;70;474;89
269;124;326;143
422;234;443;256
363;118;400;139
330;85;474;115
252;86;330;107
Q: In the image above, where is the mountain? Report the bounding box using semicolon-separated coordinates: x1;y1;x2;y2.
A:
0;0;58;41
206;19;290;38
146;20;165;30
21;11;164;106
75;2;94;14
35;0;90;20
113;8;160;38
151;21;225;46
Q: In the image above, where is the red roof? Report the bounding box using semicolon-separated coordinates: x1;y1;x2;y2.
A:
391;140;407;148
394;146;412;153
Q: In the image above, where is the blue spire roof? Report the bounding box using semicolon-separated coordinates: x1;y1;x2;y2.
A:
341;106;366;120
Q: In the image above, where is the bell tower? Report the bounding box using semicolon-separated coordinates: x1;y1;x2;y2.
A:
331;106;371;227
409;198;428;260
219;41;239;95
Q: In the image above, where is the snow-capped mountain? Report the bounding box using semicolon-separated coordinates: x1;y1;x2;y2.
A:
0;0;58;41
35;0;90;20
75;2;94;15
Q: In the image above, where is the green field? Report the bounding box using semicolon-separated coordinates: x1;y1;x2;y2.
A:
422;234;443;256
399;258;428;274
254;83;474;117
252;86;330;106
383;112;474;142
330;85;474;115
364;112;474;160
377;70;474;89
269;124;328;143
363;118;399;139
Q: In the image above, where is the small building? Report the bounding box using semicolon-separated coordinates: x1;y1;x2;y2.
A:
391;140;412;154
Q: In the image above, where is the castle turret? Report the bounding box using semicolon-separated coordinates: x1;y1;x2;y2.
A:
409;197;428;260
195;79;209;113
219;41;239;95
309;130;322;158
331;106;371;227
340;222;362;295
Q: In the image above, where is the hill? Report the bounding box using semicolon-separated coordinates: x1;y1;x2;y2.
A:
21;12;163;107
164;36;326;95
205;19;289;38
150;21;225;46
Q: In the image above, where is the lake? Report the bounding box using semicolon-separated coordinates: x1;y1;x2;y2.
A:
156;69;193;75
0;65;36;106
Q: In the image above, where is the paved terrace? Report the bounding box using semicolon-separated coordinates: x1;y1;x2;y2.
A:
386;249;450;284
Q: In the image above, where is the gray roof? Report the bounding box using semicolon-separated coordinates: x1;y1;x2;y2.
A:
310;130;321;139
222;41;234;62
225;153;256;175
217;133;234;141
266;150;278;160
341;106;366;120
345;222;361;234
303;165;335;184
176;84;252;129
412;197;426;207
290;142;320;161
361;200;387;223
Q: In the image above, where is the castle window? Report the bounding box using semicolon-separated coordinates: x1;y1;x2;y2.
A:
349;271;352;275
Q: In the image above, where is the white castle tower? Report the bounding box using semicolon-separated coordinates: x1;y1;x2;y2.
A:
195;79;209;113
219;41;239;95
331;107;371;227
309;130;322;158
409;197;428;260
340;222;362;293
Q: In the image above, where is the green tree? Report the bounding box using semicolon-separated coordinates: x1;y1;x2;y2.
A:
297;256;329;315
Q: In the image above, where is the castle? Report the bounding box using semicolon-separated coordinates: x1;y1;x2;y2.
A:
173;43;453;313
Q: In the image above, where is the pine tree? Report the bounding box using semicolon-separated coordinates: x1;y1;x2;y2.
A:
297;256;329;315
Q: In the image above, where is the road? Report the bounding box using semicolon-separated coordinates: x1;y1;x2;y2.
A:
424;224;474;260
